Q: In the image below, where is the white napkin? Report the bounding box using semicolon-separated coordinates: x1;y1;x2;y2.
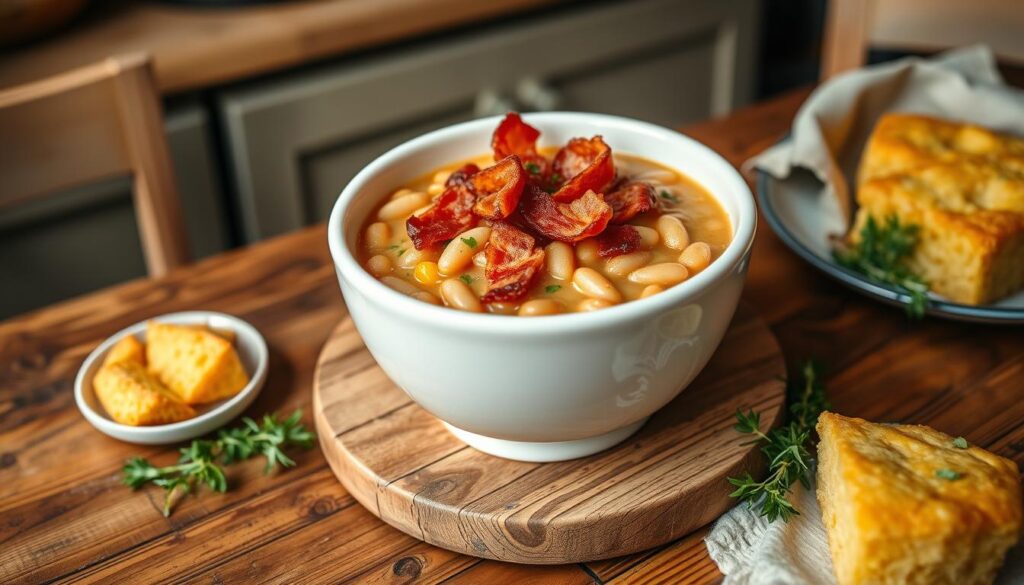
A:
705;477;1024;584
747;45;1024;230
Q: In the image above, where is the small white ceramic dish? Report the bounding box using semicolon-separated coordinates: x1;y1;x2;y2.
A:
757;163;1024;324
327;112;756;462
75;311;269;444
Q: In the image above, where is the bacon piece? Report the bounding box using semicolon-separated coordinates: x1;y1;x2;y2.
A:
520;185;613;243
596;225;642;258
445;163;479;188
405;185;476;250
470;156;526;219
605;180;657;223
481;222;545;303
491;113;551;188
551;136;615;202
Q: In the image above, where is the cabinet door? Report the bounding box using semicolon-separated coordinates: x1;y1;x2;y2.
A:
220;0;758;242
0;101;228;319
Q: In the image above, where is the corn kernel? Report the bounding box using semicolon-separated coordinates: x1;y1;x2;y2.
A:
414;261;441;285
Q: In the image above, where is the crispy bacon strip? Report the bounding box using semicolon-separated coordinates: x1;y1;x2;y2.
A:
470;156;526;219
596;225;642;258
481;222;545;303
551;136;615;202
605;180;656;223
492;112;551;187
406;185;476;250
445;163;479;188
520;185;613;243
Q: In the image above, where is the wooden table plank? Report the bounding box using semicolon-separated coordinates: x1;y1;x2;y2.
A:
4;87;1021;584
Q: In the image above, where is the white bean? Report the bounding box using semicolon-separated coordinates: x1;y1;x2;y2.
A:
518;299;562;317
473;250;487;267
412;291;441;305
440;278;482;312
398;246;438;269
366;255;392;276
380;276;421;296
378;193;430;221
545;242;575;280
427;183;445;196
640;284;664;298
364;222;392;250
439;227;491;275
656;215;690;250
389;188;416;201
605;251;651;277
578;298;614;312
632;225;660;249
487;302;517;315
575;239;600;265
679;242;712;273
628;263;689;286
433;170;451;185
573;267;622;303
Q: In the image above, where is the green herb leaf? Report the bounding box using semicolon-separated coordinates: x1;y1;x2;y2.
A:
659;190;679;203
524;162;541;175
833;214;929;319
460;236;478;249
550;173;563;184
936;468;963;481
459;274;474;285
727;361;830;523
396;248;407;257
952;436;969;449
122;410;315;517
545;285;562;294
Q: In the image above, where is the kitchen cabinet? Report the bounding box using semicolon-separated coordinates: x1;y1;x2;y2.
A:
220;0;759;241
0;101;229;319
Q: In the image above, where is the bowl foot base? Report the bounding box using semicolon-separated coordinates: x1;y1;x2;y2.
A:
442;418;649;462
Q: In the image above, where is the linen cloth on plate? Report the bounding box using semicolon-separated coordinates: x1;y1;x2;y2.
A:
705;477;1024;585
747;45;1024;233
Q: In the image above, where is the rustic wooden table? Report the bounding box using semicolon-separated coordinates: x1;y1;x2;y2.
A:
4;88;1023;584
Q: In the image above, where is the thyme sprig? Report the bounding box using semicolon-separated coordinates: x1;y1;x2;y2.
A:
728;361;829;522
123;411;315;516
833;214;929;318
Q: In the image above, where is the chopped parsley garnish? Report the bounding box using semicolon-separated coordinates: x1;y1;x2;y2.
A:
545;285;562;294
659;190;679;203
460;236;478;248
935;468;963;481
524;162;541;175
550;173;562;184
388;244;402;251
459;274;474;285
396;248;407;257
952;437;969;449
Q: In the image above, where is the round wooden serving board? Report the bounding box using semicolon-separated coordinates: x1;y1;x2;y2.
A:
312;303;786;564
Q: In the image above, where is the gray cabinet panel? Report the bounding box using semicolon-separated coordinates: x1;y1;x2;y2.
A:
0;101;228;319
220;0;759;241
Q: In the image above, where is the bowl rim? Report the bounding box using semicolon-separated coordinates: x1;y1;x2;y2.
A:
74;310;269;438
327;111;756;334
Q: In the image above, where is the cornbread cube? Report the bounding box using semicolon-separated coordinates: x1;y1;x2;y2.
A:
93;362;196;426
853;114;1024;304
146;321;249;405
816;412;1022;585
102;335;146;368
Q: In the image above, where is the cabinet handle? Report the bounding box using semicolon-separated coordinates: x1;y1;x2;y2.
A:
516;78;562;112
474;88;519;118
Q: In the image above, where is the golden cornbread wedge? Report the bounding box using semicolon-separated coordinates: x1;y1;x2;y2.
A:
146;321;249;405
94;362;196;426
853;114;1024;304
816;412;1021;585
102;335;146;368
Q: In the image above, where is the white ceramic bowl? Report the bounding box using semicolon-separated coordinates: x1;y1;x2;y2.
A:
327;112;755;462
75;311;268;444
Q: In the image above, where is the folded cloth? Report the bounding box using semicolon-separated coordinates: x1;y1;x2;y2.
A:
747;45;1024;234
705;476;1024;584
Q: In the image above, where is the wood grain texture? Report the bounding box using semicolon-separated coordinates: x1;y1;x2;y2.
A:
4;88;1023;583
313;304;786;564
0;0;561;94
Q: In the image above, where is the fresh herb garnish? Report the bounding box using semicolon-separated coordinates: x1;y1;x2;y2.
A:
545;285;562;294
833;215;929;318
388;244;402;251
123;411;314;516
728;361;829;522
659;190;679;203
952;437;969;449
936;468;963;481
459;274;474;285
396;248;407;257
550;173;562;184
524;162;541;175
460;236;478;249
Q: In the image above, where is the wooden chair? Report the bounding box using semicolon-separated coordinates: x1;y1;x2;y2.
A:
821;0;1024;79
0;53;189;276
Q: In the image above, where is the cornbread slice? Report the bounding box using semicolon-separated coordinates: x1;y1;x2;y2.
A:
146;321;249;404
853;114;1024;304
102;335;146;368
816;412;1022;585
93;362;196;426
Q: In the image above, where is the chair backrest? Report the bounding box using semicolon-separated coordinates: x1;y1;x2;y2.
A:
0;53;189;276
821;0;1024;79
